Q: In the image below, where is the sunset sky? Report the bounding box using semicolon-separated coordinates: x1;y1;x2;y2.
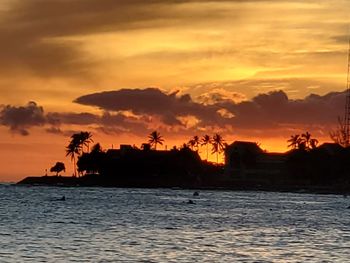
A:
0;0;350;181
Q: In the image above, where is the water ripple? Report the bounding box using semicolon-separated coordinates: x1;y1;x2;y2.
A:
0;185;349;262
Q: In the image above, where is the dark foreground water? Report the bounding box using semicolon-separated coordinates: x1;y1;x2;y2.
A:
0;185;349;262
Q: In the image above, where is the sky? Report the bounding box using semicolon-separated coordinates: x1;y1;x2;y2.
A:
0;0;349;182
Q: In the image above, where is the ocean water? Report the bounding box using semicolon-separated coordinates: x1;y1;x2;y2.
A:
0;185;349;262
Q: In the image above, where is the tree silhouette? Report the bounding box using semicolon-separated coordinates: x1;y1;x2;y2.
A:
310;138;319;149
77;143;105;175
50;162;65;176
188;135;200;151
148;131;164;150
66;134;82;177
91;142;103;153
287;134;300;149
330;117;349;147
65;131;94;176
79;131;94;152
201;135;211;160
288;132;318;151
211;133;225;164
300;132;319;150
301;132;311;148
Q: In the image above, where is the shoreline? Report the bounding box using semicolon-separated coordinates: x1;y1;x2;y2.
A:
15;175;350;196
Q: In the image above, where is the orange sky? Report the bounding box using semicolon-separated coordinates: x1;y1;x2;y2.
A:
0;0;349;182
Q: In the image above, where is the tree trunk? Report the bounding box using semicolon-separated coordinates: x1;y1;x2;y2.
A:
206;145;209;160
73;155;77;177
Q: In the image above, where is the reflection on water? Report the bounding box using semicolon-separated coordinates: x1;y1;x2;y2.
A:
0;185;349;262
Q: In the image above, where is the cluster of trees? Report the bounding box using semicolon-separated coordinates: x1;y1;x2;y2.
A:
146;131;226;164
186;134;225;163
287;132;319;151
51;130;227;177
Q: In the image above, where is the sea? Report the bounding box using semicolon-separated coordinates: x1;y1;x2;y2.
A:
0;184;349;262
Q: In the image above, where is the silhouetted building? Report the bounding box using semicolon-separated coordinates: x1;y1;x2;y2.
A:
317;143;343;155
224;141;287;183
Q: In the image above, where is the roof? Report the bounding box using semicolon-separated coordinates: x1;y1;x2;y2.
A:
226;141;264;154
317;143;343;155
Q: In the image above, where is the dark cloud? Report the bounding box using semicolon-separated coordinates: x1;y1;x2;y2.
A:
74;88;223;126
0;101;46;135
1;88;346;138
47;112;100;126
220;90;345;132
48;110;150;136
75;87;347;136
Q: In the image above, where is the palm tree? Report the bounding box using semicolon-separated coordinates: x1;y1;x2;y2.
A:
148;130;164;150
65;132;93;177
80;131;93;152
201;135;211;160
188;135;200;151
287;134;300;149
310;138;319;149
66;139;81;177
288;132;318;151
211;133;225;164
301;132;311;148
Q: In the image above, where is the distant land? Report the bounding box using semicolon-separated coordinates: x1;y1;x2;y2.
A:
17;131;350;195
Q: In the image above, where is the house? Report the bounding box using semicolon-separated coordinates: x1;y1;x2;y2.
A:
224;141;287;183
316;143;344;155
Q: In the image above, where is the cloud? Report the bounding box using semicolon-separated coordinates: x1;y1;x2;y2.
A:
189;78;345;100
196;88;247;104
0;0;259;77
47;110;150;136
0;101;46;135
47;112;100;126
74;88;224;127
0;88;347;139
75;87;347;137
2;0;347;80
218;90;345;136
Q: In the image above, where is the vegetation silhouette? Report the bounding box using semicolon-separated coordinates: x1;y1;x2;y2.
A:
148;131;164;150
65;138;80;177
17;129;350;194
201;135;211;160
211;133;225;163
66;131;94;177
77;143;105;175
330;117;349;147
80;131;94;152
287;132;318;151
188;135;200;151
50;162;65;176
287;134;300;149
